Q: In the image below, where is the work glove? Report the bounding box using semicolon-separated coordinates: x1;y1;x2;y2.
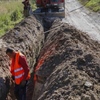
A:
20;80;26;87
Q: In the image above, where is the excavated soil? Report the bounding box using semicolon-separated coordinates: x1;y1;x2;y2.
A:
33;20;100;100
0;16;44;100
0;15;100;100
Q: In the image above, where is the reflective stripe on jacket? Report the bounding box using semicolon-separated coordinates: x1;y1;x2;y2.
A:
10;52;30;85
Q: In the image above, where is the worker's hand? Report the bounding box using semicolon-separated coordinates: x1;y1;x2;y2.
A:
20;80;26;87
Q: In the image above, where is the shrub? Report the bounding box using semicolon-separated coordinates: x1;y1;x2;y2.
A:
10;9;22;21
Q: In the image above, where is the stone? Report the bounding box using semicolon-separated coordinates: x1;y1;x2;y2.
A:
84;81;93;88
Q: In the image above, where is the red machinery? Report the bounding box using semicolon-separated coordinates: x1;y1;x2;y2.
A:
34;0;65;17
36;0;64;7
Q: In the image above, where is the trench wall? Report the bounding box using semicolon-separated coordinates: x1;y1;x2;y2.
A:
0;16;44;100
32;20;100;100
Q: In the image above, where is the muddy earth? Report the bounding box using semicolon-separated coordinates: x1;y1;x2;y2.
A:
33;19;100;100
0;3;100;99
0;16;44;100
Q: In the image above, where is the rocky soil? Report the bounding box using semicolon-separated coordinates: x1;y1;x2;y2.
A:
0;14;100;100
33;19;100;100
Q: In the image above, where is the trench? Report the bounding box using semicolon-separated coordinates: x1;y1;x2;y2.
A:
29;17;100;100
26;16;59;100
0;15;62;100
0;14;100;100
0;0;100;99
27;16;100;100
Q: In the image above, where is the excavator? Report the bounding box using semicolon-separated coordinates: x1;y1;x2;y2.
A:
35;0;65;18
22;0;65;18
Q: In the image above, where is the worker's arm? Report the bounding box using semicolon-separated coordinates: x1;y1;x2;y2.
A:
19;55;30;81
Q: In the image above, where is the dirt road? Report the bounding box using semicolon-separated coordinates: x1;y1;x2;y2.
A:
63;0;100;42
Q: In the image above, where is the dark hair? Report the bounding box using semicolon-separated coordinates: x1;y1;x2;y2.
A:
6;48;14;54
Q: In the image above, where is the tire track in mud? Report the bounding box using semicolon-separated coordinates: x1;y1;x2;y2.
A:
63;0;100;42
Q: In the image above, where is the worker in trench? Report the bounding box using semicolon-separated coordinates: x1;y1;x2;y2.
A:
6;48;30;100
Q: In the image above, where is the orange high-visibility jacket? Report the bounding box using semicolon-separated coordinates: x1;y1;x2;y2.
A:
10;52;30;85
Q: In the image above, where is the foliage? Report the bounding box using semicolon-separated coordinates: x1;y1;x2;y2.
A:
10;9;22;21
0;0;36;36
0;0;23;36
79;0;100;12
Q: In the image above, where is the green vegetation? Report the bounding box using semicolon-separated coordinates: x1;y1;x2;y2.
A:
79;0;100;12
0;1;23;36
30;0;37;10
0;0;36;36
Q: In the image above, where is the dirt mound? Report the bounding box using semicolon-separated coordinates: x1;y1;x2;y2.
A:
33;20;100;100
0;15;100;100
0;16;44;100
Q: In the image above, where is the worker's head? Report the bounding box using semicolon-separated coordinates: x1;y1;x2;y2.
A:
6;48;16;59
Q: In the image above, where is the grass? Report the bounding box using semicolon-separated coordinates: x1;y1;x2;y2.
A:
79;0;100;12
0;0;36;36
